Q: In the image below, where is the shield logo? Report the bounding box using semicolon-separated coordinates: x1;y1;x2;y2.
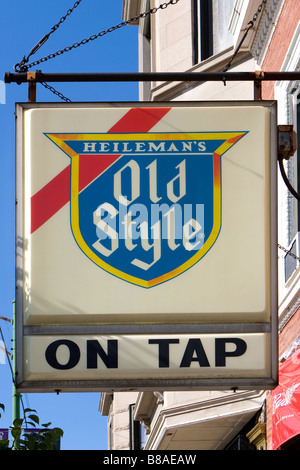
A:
45;129;246;288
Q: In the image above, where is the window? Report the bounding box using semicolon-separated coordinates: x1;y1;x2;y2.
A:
192;0;235;65
129;403;148;450
193;0;213;64
283;87;300;282
129;404;141;450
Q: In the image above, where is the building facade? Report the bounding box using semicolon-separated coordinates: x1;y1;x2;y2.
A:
100;0;300;450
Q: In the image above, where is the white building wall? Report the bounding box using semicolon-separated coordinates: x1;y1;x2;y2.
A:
107;392;138;450
151;0;193;73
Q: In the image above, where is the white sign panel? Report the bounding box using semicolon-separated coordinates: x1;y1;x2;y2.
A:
15;101;278;391
23;333;271;389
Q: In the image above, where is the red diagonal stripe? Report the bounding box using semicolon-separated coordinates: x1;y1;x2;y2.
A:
78;154;121;193
108;107;171;133
30;107;171;233
31;166;71;234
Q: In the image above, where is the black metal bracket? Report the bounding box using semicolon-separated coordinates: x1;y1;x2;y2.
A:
4;70;300;85
4;70;300;104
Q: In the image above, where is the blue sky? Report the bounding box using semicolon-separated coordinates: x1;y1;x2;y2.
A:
0;0;138;450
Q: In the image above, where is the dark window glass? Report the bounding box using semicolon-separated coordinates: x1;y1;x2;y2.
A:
193;0;213;64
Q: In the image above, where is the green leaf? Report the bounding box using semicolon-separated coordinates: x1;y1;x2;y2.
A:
19;438;29;445
28;413;39;425
24;408;37;414
27;422;37;429
0;439;10;449
0;403;4;420
23;433;38;450
41;422;51;428
11;427;21;439
12;417;23;427
53;427;64;437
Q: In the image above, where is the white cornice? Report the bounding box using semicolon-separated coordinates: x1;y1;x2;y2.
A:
122;0;142;23
145;390;265;450
99;392;113;416
251;0;285;65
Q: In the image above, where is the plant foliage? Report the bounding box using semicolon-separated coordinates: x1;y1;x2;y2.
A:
0;403;63;450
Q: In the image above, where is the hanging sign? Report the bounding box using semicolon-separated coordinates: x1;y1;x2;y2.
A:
15;101;278;391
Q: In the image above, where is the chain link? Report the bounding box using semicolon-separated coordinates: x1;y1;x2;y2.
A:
14;0;83;72
251;0;267;24
14;0;180;73
278;244;300;263
40;82;71;102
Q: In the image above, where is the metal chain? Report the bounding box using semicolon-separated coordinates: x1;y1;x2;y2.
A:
278;244;300;263
223;0;267;73
14;0;180;73
251;0;268;23
14;0;83;72
40;81;71;102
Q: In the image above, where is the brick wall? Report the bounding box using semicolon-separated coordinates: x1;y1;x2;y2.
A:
262;0;300;99
279;308;300;357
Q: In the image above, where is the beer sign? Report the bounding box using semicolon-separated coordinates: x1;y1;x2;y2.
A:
15;102;278;391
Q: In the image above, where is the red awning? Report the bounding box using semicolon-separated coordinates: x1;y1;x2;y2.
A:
272;349;300;450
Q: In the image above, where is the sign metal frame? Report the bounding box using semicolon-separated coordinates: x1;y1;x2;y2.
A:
15;101;278;392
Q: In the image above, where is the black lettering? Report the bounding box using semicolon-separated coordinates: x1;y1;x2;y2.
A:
86;339;118;369
45;340;80;370
180;338;210;367
215;338;247;367
148;338;179;367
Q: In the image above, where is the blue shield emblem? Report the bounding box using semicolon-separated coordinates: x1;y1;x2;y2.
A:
46;130;246;287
